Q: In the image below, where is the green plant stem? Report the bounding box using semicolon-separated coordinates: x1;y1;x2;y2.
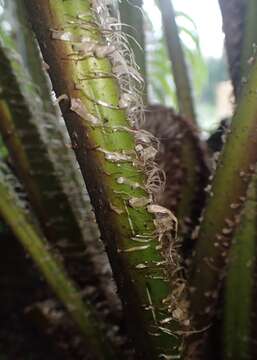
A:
23;0;184;358
0;165;115;360
223;181;256;360
222;2;257;357
189;55;257;334
119;0;147;100
158;0;196;123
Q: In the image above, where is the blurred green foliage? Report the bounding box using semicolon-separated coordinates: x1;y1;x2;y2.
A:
146;3;207;108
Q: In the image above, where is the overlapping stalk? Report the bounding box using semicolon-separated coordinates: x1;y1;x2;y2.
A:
221;1;257;358
0;162;115;360
223;181;256;360
23;0;188;358
158;0;196;123
188;52;257;347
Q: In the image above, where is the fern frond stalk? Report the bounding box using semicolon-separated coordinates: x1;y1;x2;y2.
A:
224;181;256;360
222;3;257;356
158;0;196;123
23;0;186;358
188;54;257;344
0;164;115;360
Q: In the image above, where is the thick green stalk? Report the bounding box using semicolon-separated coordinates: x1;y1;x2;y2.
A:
119;0;147;100
222;2;257;358
158;0;196;123
0;164;115;360
23;0;184;358
188;54;257;338
224;181;256;360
